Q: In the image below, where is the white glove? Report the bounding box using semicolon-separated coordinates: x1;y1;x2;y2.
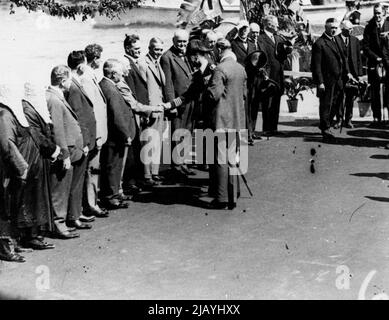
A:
63;157;71;170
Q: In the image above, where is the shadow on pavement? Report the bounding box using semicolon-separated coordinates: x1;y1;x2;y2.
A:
347;129;389;140
365;196;389;203
350;172;389;180
370;154;389;160
304;136;388;148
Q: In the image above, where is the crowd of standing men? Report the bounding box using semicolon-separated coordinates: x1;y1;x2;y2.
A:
1;20;268;263
2;4;388;264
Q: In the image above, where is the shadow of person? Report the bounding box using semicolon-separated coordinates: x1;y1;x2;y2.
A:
347;129;389;140
365;196;389;203
350;172;389;180
304;136;388;148
370;154;389;160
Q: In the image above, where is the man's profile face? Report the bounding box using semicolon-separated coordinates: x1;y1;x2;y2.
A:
61;77;72;92
374;8;383;23
129;40;141;59
341;26;352;37
149;42;164;60
173;34;188;54
205;35;217;49
238;26;249;40
325;22;338;37
92;55;101;70
249;30;260;41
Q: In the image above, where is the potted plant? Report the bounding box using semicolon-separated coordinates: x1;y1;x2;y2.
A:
283;77;312;113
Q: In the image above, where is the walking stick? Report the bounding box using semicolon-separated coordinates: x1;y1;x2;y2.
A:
237;164;253;197
119;144;129;193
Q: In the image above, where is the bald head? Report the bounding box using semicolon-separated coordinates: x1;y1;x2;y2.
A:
173;29;189;54
249;22;260;41
103;59;124;83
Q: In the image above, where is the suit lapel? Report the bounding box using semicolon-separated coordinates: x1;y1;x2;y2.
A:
172;52;190;78
48;88;78;120
72;77;93;107
262;33;275;48
146;54;164;86
324;36;341;61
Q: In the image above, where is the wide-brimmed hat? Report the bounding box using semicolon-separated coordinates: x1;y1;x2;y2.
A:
245;50;267;69
187;39;213;55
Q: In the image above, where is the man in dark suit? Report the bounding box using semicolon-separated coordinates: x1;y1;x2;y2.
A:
122;34;147;193
363;4;389;126
257;15;293;136
99;59;137;209
66;51;97;230
229;20;257;66
312;18;353;140
160;29;195;176
337;20;363;129
203;30;218;65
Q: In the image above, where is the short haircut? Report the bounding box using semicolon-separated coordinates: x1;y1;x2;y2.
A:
216;38;231;51
262;15;278;26
374;3;383;10
173;29;189;40
103;59;122;77
325;18;338;24
124;34;140;49
149;37;164;47
84;44;103;63
67;50;86;70
51;65;71;86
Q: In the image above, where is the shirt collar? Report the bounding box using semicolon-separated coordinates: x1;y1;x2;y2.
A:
103;76;117;86
125;54;138;64
264;29;274;40
323;32;334;41
49;85;65;99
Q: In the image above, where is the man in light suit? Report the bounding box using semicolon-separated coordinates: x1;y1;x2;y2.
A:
99;59;137;210
80;44;109;218
206;39;247;210
66;50;97;229
46;65;83;239
161;29;195;176
143;37;166;185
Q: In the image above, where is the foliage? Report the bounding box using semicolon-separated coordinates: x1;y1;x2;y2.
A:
8;0;144;21
284;77;313;100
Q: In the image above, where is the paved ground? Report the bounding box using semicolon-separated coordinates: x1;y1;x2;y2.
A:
1;99;389;300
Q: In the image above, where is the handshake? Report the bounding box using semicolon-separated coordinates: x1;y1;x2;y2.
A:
153;97;184;113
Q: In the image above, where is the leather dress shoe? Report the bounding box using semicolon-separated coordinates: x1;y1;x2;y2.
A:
252;133;262;140
23;239;55;250
181;165;196;175
248;138;254;146
117;193;132;202
87;208;109;218
53;231;80;239
67;220;92;230
152;175;164;182
208;199;229;210
103;200;129;210
124;184;142;195
322;129;335;141
0;252;26;263
79;214;95;223
142;178;159;187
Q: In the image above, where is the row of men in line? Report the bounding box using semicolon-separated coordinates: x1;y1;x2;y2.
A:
312;4;389;141
0;29;249;262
